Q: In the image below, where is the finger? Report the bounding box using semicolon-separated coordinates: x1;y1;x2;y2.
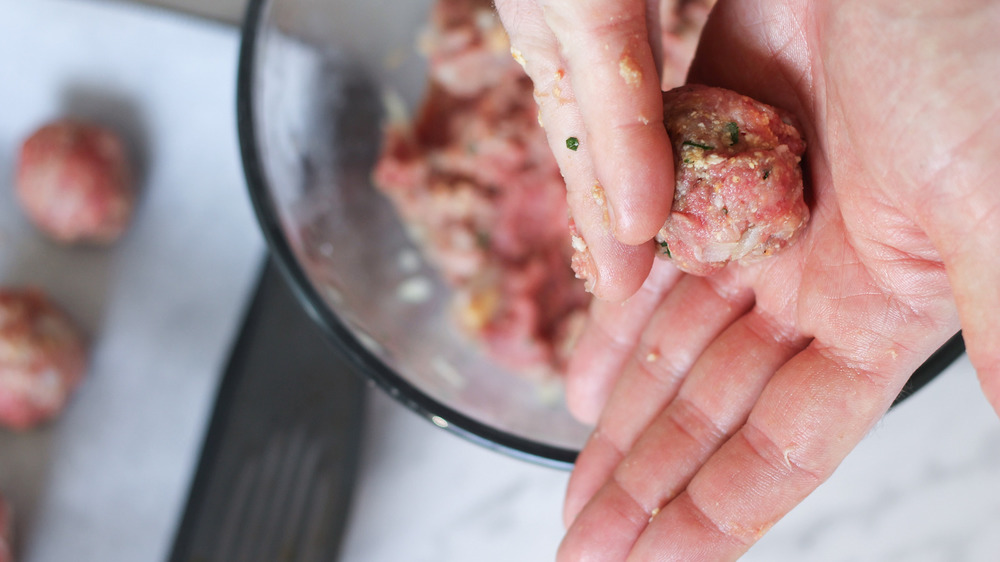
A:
559;308;804;559
922;173;1000;410
565;258;683;424
496;0;655;299
540;0;675;245
628;340;941;560
563;269;754;526
949;239;1000;409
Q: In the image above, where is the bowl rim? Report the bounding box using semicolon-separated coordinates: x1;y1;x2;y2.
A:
236;0;581;470
235;0;967;471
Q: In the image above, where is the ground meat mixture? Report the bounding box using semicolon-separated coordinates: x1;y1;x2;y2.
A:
0;493;10;562
418;0;516;97
655;85;808;276
17;119;134;244
374;0;589;376
0;289;88;430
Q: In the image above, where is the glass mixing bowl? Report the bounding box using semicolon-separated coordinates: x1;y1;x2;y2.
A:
236;0;966;469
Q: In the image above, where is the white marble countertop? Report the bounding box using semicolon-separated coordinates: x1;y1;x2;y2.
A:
0;1;998;561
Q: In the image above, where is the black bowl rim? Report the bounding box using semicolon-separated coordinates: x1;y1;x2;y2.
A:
235;0;966;471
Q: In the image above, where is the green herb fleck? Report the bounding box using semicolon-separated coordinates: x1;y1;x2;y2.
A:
722;206;729;215
683;157;692;164
763;168;771;180
682;140;715;150
566;137;580;151
658;239;672;258
726;122;740;145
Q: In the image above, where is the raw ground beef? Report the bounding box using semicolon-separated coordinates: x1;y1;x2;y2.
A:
373;0;719;376
655;84;809;275
0;289;88;430
17;119;134;244
374;0;588;376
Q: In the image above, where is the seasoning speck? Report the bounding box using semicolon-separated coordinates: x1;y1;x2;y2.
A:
566;137;580;151
658;239;671;258
682;140;715;150
726;122;740;145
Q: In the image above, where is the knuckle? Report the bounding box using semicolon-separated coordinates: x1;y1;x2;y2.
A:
741;421;826;484
664;397;727;452
632;342;687;392
682;493;757;547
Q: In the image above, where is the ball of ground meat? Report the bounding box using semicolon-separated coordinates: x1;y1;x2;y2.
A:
16;119;134;244
656;84;809;276
0;493;11;562
0;289;88;430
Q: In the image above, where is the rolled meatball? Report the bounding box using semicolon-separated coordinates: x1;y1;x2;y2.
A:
0;493;11;562
0;289;88;430
16;119;134;244
656;85;809;276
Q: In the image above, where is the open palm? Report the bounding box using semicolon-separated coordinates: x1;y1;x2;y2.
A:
497;0;999;559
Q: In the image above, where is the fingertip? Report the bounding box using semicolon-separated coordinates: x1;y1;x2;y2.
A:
564;320;631;426
562;433;617;528
612;168;675;247
587;240;655;302
565;375;603;426
590;122;675;246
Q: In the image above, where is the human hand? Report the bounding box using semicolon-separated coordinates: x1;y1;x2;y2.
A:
527;0;1000;559
494;0;714;301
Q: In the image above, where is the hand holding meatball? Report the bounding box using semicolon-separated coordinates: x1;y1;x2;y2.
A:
496;0;1000;560
494;0;717;300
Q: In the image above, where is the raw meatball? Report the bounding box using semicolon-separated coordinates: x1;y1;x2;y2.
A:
16;119;134;244
0;289;88;430
655;85;809;276
0;493;10;562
